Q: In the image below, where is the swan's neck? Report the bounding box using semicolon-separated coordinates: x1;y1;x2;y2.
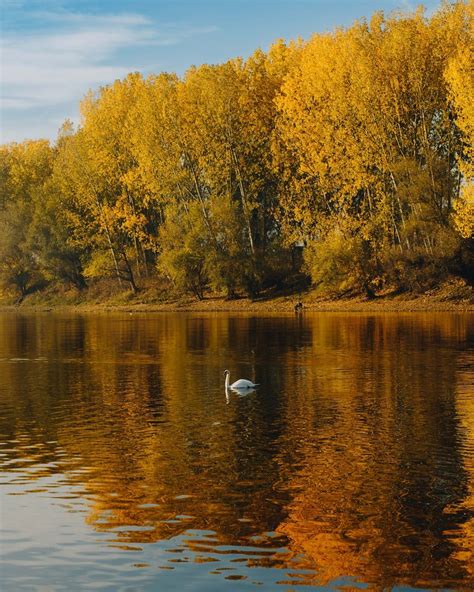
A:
225;373;230;389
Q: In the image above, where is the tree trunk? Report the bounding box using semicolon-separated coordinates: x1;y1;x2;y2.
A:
122;249;138;294
230;146;256;257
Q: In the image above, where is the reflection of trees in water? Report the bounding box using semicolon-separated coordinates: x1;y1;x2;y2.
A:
0;312;473;586
452;349;474;579
275;314;474;587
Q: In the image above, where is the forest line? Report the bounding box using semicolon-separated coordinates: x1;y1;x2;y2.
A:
0;1;473;303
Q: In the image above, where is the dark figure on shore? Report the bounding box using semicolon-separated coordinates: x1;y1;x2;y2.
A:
294;301;303;314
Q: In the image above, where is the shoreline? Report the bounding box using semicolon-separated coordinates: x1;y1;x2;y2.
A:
1;278;473;315
1;292;473;315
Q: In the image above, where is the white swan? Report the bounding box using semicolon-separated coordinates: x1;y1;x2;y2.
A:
224;369;258;391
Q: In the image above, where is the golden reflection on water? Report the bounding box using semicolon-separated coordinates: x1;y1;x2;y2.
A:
0;312;473;589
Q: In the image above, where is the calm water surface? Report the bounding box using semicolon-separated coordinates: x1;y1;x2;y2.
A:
0;312;473;591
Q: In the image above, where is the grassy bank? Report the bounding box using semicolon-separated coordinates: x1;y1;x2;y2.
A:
1;278;473;314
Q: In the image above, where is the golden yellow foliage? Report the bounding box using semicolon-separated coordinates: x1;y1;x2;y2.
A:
445;6;474;238
1;2;472;297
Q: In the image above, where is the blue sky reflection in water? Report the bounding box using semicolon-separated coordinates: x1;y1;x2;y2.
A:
0;312;474;590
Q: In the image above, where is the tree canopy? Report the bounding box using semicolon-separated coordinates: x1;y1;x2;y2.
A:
1;1;472;301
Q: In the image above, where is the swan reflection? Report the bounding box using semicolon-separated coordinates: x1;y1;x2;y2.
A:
225;386;257;403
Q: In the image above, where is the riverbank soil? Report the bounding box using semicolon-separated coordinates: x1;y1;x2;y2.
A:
1;277;472;313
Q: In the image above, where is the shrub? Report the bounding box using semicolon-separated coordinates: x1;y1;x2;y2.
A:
304;228;379;297
157;202;208;299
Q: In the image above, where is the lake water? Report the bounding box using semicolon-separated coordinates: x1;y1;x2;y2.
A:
0;311;473;591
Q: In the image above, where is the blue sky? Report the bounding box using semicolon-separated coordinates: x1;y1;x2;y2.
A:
1;0;441;144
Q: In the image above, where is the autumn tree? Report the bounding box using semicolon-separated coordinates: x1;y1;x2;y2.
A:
54;76;150;293
275;1;472;293
445;23;474;239
1;2;472;302
0;141;52;299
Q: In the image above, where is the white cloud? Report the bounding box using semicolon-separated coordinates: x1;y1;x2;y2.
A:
0;9;217;143
28;10;153;27
0;0;25;7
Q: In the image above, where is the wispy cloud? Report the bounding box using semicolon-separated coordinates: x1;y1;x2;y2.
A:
26;10;154;26
0;7;217;142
